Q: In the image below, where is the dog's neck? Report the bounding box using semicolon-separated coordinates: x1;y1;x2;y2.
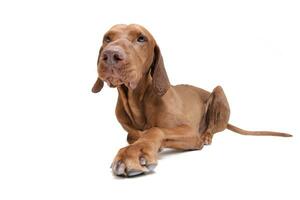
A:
117;74;152;129
121;74;151;100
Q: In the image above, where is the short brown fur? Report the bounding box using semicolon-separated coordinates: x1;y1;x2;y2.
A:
92;24;292;177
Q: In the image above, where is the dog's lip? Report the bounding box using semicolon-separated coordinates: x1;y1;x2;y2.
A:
99;64;137;90
105;79;137;90
104;77;123;87
102;76;137;90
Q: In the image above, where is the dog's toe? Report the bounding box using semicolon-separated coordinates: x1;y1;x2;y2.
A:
112;142;159;177
202;132;213;145
127;170;144;177
139;157;147;166
113;161;126;176
204;139;212;145
147;164;157;171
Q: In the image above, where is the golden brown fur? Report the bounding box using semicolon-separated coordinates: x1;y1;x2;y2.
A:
92;24;291;177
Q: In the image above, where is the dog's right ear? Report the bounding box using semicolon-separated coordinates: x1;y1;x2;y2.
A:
91;47;104;93
92;78;104;93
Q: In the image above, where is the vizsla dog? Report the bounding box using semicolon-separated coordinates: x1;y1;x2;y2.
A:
92;24;291;177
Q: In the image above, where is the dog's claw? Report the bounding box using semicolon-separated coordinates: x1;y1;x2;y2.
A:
112;160;157;177
139;157;157;172
202;132;213;145
147;164;157;171
139;157;147;166
113;161;126;176
127;170;144;177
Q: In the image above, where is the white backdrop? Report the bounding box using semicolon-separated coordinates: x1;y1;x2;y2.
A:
0;0;299;199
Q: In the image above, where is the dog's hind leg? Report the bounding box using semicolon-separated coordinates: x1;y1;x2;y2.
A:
200;86;230;145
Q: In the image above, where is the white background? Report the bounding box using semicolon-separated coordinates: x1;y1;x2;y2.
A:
0;0;299;199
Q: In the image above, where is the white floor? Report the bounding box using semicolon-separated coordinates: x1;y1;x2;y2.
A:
1;91;298;200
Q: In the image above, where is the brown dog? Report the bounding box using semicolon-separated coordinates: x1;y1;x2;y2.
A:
92;24;292;177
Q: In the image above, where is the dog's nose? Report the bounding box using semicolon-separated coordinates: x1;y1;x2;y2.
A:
102;49;124;65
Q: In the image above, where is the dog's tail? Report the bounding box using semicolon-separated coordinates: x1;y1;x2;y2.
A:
227;123;292;137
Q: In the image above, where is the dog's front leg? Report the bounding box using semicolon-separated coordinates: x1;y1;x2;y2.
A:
111;126;203;177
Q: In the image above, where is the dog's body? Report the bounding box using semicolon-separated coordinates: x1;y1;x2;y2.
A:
92;24;291;177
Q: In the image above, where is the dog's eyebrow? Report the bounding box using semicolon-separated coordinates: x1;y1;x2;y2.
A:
104;31;118;37
128;30;144;37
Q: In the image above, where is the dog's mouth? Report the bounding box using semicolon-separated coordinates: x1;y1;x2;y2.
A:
104;77;138;90
100;68;138;90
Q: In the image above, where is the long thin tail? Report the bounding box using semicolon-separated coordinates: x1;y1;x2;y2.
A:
227;123;292;137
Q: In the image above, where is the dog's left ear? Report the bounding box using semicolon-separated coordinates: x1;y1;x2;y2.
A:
92;47;104;93
150;45;170;96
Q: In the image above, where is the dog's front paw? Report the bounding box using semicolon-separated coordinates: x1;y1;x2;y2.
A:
111;142;158;177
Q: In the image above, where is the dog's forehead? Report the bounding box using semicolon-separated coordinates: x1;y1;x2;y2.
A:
106;24;154;41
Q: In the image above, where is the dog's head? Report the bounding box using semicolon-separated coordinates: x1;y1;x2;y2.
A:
92;24;170;96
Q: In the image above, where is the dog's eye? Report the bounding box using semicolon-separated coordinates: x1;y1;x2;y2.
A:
137;35;147;43
103;36;111;43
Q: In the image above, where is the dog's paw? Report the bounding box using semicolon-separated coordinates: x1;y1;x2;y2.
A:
111;142;158;177
201;132;213;145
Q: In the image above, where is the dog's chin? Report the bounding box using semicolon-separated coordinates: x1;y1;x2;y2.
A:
100;68;139;90
104;78;138;90
104;78;122;88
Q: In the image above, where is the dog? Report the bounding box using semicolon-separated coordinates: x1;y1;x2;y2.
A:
92;24;292;177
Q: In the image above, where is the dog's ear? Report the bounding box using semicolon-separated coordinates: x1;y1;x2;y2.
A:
92;47;104;93
92;77;104;93
150;45;170;96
